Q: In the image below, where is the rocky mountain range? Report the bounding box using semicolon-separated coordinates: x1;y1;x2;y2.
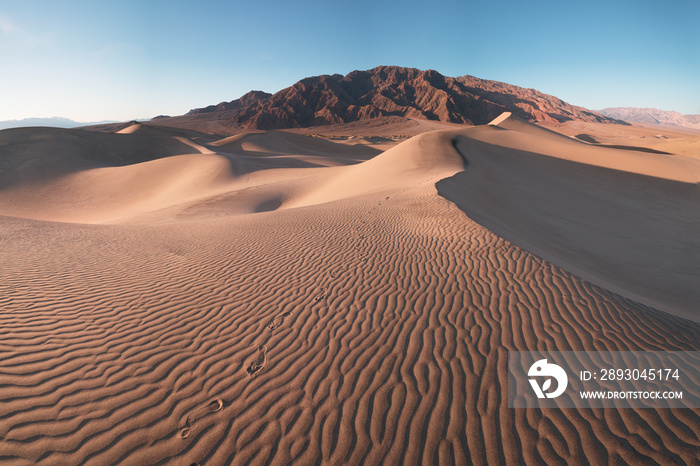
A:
182;66;622;130
597;107;700;130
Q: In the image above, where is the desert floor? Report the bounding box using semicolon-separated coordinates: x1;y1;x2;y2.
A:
0;115;698;464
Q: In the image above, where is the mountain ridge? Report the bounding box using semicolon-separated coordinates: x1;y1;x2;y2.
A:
182;66;623;130
597;107;700;130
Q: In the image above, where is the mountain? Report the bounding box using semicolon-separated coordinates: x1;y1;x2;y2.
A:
0;117;119;131
597;107;700;130
189;91;273;115
181;66;622;130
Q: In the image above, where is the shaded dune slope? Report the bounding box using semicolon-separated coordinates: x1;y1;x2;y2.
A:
438;114;699;321
0;120;698;464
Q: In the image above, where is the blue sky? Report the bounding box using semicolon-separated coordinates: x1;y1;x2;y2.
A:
1;0;698;121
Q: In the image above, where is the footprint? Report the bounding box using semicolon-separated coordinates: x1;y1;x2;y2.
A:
179;399;223;438
267;312;292;330
247;345;267;376
314;288;328;302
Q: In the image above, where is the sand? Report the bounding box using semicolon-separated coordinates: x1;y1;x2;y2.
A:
0;116;698;464
539;119;700;159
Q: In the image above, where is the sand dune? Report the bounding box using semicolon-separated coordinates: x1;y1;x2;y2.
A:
0;126;378;223
539;119;700;159
0;118;698;464
210;130;380;162
439;113;699;319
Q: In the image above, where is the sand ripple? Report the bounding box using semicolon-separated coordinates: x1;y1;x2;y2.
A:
0;188;698;464
0;122;698;464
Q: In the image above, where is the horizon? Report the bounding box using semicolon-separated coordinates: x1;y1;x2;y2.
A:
1;0;698;122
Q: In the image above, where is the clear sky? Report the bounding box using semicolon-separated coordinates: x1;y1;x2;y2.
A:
1;0;698;122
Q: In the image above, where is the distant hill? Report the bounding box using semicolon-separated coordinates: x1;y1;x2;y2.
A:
0;117;118;130
175;66;623;130
597;107;700;130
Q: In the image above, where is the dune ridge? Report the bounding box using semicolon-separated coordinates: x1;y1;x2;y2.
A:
0;119;698;464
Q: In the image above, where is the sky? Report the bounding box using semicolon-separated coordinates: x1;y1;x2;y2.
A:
0;0;698;122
